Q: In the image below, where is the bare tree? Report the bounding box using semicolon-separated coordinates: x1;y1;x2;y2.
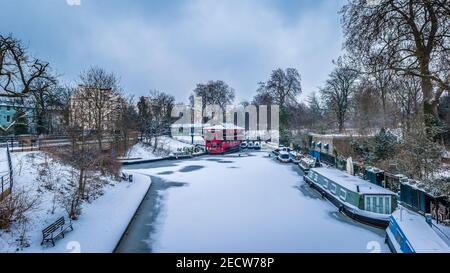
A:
256;68;301;109
395;118;442;181
147;90;175;151
73;67;123;151
320;60;359;133
137;96;152;139
304;92;324;131
389;75;423;133
189;80;235;121
256;68;302;143
341;0;450;127
352;79;383;134
29;78;60;135
114;96;139;155
0;34;55;98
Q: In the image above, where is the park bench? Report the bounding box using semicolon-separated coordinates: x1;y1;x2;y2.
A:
41;216;73;246
121;172;133;182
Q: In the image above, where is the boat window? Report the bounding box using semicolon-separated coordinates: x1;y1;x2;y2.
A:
379;198;384;213
384;197;391;214
330;183;337;194
314;173;318;182
372;197;378;213
364;195;392;214
339;189;346;200
323;178;329;187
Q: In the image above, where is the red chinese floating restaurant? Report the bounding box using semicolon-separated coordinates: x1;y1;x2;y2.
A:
204;124;244;154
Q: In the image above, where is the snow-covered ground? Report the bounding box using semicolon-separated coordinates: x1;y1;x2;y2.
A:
122;136;194;162
0;148;10;179
124;143;160;161
172;135;204;146
0;152;151;253
122;152;389;253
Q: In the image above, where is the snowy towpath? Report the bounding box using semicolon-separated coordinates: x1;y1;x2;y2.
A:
118;152;389;253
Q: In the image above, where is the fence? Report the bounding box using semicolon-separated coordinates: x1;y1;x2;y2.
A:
0;145;13;201
3;135;139;153
0;175;11;201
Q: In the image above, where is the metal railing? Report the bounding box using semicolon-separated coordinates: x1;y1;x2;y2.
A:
0;144;13;201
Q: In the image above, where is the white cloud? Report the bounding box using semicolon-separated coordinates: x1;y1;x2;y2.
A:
66;0;81;6
65;0;344;103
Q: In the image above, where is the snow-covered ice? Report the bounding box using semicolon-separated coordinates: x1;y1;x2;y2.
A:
123;152;389;253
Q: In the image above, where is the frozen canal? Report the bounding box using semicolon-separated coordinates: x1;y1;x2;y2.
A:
116;152;389;253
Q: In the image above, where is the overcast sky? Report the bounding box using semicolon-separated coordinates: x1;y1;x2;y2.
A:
1;0;346;103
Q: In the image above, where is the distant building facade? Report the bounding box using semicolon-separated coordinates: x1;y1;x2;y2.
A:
0;97;36;134
69;86;124;132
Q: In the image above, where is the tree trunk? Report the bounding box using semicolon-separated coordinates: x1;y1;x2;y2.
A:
78;168;84;198
338;122;344;133
97;133;103;151
422;76;439;131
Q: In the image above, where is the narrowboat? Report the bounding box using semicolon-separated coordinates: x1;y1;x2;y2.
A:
204;124;244;154
253;141;261;150
304;167;397;228
298;156;320;174
277;151;291;163
240;142;248;149
289;151;301;164
272;146;292;157
386;207;450;253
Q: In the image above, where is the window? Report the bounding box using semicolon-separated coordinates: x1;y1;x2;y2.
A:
339;189;347;200
330;183;337;194
364;195;392;214
6;115;10;122
384;197;391;214
323;178;329;188
6;106;10;111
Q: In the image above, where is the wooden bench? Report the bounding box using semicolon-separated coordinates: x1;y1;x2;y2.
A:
41;217;73;246
121;172;133;182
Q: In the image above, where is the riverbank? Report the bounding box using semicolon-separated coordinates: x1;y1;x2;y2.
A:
0;152;152;253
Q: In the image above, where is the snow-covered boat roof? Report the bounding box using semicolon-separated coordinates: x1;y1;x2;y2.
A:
311;167;395;195
365;166;383;173
391;208;450;253
204;123;244;130
300;156;317;165
400;179;446;198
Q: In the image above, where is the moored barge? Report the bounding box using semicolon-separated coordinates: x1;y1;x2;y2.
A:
304;167;397;228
